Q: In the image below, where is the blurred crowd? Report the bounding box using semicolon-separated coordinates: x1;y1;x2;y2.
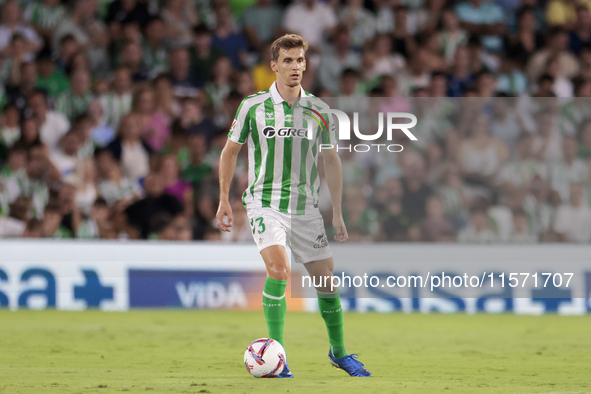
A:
0;0;590;243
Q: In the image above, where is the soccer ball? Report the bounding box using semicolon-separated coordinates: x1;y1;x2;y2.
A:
243;338;286;378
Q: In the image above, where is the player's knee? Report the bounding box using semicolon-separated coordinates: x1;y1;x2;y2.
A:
267;264;290;281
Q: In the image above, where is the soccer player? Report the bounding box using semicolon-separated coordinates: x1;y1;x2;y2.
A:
216;34;372;378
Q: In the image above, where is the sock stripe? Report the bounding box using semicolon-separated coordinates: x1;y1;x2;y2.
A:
262;291;285;300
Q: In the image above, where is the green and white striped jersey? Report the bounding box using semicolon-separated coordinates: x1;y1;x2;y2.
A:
228;82;337;215
56;90;95;122
25;2;66;30
100;92;132;130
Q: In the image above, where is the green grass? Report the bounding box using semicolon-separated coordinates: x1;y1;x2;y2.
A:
0;311;589;394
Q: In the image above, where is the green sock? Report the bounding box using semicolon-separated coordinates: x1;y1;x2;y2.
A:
262;277;287;347
318;290;347;359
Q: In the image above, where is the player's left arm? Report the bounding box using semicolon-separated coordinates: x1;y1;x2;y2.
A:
322;147;348;243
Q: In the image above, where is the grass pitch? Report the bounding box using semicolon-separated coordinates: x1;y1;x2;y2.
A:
0;311;589;394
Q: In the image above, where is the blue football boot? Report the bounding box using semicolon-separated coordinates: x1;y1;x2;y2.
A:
328;349;372;377
276;354;294;378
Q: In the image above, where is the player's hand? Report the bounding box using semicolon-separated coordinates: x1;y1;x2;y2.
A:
332;212;349;243
216;199;233;232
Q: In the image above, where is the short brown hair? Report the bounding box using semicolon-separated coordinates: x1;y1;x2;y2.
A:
271;34;309;62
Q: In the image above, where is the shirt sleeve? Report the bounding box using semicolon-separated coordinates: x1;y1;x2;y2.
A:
228;100;250;144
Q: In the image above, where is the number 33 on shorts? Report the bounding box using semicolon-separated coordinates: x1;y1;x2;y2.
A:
250;217;266;234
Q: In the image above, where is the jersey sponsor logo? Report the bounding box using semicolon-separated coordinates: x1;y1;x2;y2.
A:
313;233;328;249
265;112;275;120
262;126;312;139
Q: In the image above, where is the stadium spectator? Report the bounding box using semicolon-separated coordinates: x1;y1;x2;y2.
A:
370;34;405;80
56;69;94;121
55;34;78;71
4;56;37;111
161;0;198;49
120;41;150;83
458;114;510;192
22;217;44;237
190;24;224;86
153;74;181;121
107;113;152;182
317;26;360;95
420;194;455;242
132;87;170;152
159;154;193;216
532;110;563;163
400;154;433;226
76;197;113;239
25;0;66;41
569;6;591;55
169;47;201;98
119;172;184;239
504;6;545;67
49;130;81;178
43;201;70;238
457;203;498;243
211;3;249;70
95;148;141;207
142;17;168;78
14;117;42;151
554;182;591;242
549;136;588;203
0;102;20;148
36;47;70;99
106;0;152;40
0;196;28;237
439;7;467;65
172;97;217;143
338;0;376;49
100;67;133;130
242;0;284;50
52;0;108;75
0;0;42;61
454;0;506;53
545;0;591;28
446;46;474;97
527;27;580;83
73;158;97;215
437;163;470;229
390;6;416;58
508;207;537;243
396;50;431;96
205;56;233;110
282;0;337;53
87;100;116;147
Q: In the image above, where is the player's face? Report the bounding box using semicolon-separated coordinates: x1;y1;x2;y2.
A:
271;47;306;88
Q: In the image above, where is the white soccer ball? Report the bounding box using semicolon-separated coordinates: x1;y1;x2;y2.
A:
243;338;286;378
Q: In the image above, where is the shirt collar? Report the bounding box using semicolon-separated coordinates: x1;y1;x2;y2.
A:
270;81;307;105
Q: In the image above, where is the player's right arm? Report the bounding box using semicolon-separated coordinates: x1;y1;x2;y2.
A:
216;139;243;232
216;100;251;232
